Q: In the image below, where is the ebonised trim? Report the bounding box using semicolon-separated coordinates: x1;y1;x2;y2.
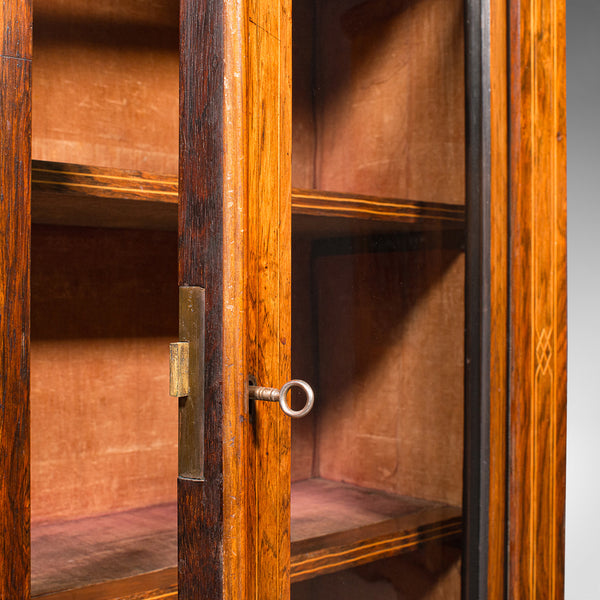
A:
463;0;492;598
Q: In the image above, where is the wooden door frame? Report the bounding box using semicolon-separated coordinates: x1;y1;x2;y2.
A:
175;0;566;596
482;0;567;598
505;0;567;597
1;1;32;598
178;0;291;598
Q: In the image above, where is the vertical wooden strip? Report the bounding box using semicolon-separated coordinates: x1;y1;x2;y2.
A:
508;0;566;597
553;1;567;595
0;0;32;59
509;0;534;590
488;0;509;597
178;0;224;598
179;0;224;288
247;0;292;597
278;0;292;595
464;0;491;594
180;0;250;597
222;0;250;597
0;56;31;600
532;1;553;594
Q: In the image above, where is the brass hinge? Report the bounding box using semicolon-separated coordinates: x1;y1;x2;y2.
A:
170;286;205;481
169;341;190;397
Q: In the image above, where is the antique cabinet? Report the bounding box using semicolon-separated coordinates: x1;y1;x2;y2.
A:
0;0;565;599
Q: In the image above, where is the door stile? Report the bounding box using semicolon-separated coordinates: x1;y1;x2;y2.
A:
488;0;510;597
179;0;290;597
465;0;566;596
462;0;511;596
246;0;292;598
0;1;32;598
464;0;493;596
222;1;251;597
178;0;249;597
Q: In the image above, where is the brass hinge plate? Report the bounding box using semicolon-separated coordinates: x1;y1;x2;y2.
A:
169;342;190;397
173;286;205;481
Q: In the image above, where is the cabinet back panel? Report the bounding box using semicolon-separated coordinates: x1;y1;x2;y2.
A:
313;248;464;506
32;0;179;173
292;0;317;190
292;0;465;204
30;226;178;523
292;237;318;481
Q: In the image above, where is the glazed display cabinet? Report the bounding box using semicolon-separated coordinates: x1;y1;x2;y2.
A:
0;0;566;598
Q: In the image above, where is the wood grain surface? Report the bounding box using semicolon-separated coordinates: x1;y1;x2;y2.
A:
178;0;225;598
292;189;465;226
246;0;292;598
1;0;32;59
32;161;178;201
178;0;255;596
31;161;178;230
31;504;176;597
290;479;461;582
508;0;567;598
487;0;509;596
34;569;177;600
0;44;31;600
221;0;250;597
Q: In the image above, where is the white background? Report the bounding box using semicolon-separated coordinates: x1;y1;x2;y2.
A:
565;0;600;598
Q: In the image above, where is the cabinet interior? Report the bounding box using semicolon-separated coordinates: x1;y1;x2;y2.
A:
290;0;465;594
30;0;466;597
30;1;180;597
32;0;179;173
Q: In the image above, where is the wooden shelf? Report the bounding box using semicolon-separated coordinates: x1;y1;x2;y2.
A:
34;570;177;600
292;188;464;227
290;479;462;583
31;503;177;599
32;161;465;233
32;161;179;231
31;480;460;597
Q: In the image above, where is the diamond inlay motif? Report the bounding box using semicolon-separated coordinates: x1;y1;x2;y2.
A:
536;328;553;376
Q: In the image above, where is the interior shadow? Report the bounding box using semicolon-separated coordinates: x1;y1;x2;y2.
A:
31;225;178;340
291;227;465;504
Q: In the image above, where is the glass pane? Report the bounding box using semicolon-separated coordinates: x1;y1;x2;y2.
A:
30;227;179;596
291;0;465;597
30;1;179;595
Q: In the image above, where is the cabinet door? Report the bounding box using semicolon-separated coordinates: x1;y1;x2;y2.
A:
178;0;292;597
179;0;470;597
177;0;567;598
289;0;467;597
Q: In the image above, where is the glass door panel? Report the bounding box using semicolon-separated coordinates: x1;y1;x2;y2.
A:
291;0;465;596
30;1;179;595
